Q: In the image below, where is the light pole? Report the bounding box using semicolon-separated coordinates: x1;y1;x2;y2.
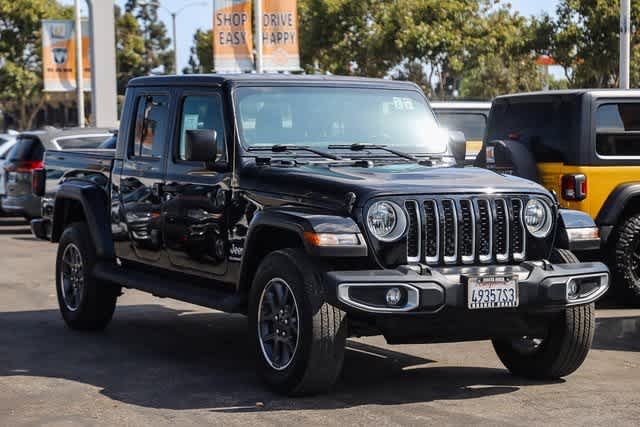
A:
74;0;85;127
147;1;207;74
620;0;631;89
255;0;263;73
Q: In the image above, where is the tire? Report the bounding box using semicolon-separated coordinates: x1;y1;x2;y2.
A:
610;213;640;304
550;248;580;264
249;248;347;396
56;222;119;331
492;248;595;379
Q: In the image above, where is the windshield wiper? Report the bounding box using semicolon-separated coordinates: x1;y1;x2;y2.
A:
247;144;343;161
327;143;419;162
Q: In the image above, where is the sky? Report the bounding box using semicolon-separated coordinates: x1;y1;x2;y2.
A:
62;0;561;74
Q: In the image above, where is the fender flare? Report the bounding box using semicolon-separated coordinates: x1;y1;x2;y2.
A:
51;181;115;260
556;209;600;252
595;182;640;226
238;207;367;289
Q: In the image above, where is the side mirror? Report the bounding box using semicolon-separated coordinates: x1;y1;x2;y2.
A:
448;131;467;166
185;129;219;164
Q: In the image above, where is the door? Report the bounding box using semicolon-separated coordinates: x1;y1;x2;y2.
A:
115;91;171;264
161;90;231;276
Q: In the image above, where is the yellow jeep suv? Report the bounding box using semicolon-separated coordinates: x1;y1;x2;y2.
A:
477;89;640;303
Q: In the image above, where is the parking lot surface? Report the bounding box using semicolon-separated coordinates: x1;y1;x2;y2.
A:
0;217;639;426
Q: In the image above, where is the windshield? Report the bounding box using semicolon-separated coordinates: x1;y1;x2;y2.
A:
235;86;448;155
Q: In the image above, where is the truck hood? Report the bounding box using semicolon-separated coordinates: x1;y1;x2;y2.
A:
239;162;551;208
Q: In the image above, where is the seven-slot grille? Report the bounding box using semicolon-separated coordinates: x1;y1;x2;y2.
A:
404;197;527;265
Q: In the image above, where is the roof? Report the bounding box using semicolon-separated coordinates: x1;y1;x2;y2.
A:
495;89;640;102
127;73;422;90
430;101;492;111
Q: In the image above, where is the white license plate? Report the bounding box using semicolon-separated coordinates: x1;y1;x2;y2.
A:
467;276;518;310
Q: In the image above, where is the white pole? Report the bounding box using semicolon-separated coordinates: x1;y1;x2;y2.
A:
254;0;263;73
74;0;85;127
620;0;631;89
172;13;178;74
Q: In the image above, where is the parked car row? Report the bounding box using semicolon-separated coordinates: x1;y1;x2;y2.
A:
8;77;640;395
0;127;114;220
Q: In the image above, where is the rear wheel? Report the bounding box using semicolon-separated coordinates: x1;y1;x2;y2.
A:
611;213;640;304
56;222;119;331
492;248;595;379
249;249;347;395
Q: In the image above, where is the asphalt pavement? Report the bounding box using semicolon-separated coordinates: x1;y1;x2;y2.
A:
0;217;638;426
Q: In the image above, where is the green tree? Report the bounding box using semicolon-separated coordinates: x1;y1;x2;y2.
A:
115;5;146;94
298;0;400;76
551;0;640;88
392;0;485;97
0;0;72;129
459;7;547;99
123;0;173;74
184;29;213;74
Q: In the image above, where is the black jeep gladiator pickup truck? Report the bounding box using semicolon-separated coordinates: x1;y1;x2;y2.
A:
33;75;610;395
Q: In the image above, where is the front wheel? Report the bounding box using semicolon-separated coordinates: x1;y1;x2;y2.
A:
492;303;595;379
249;249;347;396
492;248;595;379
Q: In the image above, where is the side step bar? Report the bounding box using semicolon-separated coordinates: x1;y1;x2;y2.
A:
93;262;245;314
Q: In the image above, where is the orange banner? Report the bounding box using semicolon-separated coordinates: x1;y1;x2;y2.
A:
213;0;254;72
262;0;300;71
42;20;91;92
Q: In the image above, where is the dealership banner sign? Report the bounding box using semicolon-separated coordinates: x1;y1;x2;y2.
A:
261;0;300;71
42;20;92;92
213;0;254;72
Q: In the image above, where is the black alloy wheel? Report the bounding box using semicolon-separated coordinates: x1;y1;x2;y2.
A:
257;278;300;371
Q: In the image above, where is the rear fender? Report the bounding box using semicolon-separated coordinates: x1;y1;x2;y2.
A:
51;181;114;260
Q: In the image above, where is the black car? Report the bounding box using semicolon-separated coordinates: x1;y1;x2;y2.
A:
1;128;112;220
33;75;609;395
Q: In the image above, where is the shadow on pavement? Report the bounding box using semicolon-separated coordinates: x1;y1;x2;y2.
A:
593;314;640;352
0;218;28;227
0;304;554;412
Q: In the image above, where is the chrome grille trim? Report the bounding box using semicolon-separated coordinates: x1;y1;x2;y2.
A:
424;200;440;265
495;199;510;263
512;199;526;261
460;199;476;264
442;200;458;265
405;200;421;263
477;199;493;264
406;195;529;266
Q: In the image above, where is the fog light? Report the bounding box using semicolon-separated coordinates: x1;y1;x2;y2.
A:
386;287;402;305
568;280;579;298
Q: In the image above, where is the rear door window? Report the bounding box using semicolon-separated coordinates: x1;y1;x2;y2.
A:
8;137;44;161
130;94;170;158
596;103;640;156
486;99;578;163
437;112;486;141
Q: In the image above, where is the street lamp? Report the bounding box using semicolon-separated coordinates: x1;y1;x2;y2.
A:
144;1;207;74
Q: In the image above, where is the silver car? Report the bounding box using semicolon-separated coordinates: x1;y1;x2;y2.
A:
1;128;113;220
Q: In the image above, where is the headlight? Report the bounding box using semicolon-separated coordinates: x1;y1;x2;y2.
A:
524;199;553;238
366;201;407;241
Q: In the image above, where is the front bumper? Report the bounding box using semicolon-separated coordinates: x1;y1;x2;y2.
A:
324;261;609;343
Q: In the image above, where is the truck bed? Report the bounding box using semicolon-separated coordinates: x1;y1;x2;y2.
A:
44;149;115;175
